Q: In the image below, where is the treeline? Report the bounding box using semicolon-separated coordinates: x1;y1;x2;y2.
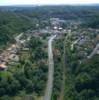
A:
51;38;63;100
82;15;99;28
2;6;99;20
0;12;36;49
0;5;99;48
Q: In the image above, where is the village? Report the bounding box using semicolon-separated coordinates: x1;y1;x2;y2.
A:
0;17;99;71
0;33;25;70
0;18;65;70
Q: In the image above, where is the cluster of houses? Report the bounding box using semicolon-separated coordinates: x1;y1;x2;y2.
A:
0;44;20;70
0;32;32;71
50;18;65;30
70;29;99;59
0;33;28;71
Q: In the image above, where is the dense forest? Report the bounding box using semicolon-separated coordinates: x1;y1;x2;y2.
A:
64;37;99;100
0;11;36;49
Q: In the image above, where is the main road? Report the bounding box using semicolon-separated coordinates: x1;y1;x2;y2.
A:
43;35;56;100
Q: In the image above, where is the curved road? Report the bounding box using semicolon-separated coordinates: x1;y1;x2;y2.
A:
43;35;56;100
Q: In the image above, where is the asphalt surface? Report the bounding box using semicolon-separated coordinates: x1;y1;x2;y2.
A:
88;43;99;59
43;35;56;100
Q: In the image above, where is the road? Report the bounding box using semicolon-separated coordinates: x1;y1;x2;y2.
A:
71;39;80;51
15;33;23;42
88;43;99;59
43;35;56;100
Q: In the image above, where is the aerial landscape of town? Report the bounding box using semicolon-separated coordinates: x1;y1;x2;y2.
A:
0;2;99;100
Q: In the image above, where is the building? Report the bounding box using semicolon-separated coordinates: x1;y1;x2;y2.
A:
0;64;7;70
